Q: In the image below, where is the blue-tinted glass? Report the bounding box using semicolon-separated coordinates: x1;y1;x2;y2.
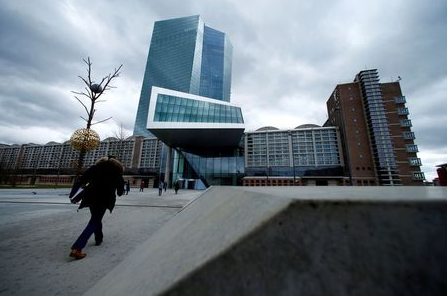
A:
153;93;243;124
200;26;226;101
133;15;204;137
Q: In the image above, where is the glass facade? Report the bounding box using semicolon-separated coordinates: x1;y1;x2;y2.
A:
199;26;232;101
133;15;233;137
173;149;245;187
131;15;242;187
153;94;243;124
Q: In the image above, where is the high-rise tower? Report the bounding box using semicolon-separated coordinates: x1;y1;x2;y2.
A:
326;69;424;186
133;15;233;137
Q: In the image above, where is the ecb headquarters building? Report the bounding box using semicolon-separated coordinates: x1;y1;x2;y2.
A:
133;15;244;189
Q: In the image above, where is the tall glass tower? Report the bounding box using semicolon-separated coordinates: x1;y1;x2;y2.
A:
133;15;233;137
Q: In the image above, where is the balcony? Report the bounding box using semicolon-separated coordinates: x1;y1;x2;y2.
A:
394;96;406;104
400;119;412;127
413;172;426;180
403;132;415;140
406;144;419;153
409;157;422;166
397;107;409;116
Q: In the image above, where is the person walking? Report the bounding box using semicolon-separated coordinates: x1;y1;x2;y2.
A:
125;180;130;195
174;180;180;194
163;181;167;192
158;181;164;196
69;156;125;260
139;181;145;192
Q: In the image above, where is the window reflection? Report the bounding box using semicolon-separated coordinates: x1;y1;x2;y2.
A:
154;94;243;124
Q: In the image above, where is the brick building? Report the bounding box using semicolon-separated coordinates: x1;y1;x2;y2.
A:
326;69;424;185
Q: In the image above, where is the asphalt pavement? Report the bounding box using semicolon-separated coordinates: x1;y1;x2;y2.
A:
0;187;202;295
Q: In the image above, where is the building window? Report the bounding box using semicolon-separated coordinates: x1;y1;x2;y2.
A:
154;94;243;124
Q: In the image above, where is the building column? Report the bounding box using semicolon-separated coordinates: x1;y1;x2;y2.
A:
164;145;172;188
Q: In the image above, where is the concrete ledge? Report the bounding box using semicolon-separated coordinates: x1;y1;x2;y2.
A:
86;186;447;295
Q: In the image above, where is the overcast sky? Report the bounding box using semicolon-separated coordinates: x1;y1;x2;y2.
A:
0;0;446;180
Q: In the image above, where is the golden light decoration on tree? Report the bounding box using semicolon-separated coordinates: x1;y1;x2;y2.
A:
70;128;100;152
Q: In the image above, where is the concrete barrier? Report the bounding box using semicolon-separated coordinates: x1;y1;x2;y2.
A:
86;186;447;295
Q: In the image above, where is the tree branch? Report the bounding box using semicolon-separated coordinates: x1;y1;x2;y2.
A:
97;64;122;97
72;91;91;99
78;75;90;89
91;117;113;125
83;57;93;87
74;96;90;116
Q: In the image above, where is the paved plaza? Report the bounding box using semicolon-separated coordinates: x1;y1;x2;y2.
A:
0;187;202;295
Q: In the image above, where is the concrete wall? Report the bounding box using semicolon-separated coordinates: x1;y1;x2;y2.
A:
86;186;446;295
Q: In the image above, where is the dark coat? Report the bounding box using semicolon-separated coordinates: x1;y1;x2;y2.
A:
78;158;125;213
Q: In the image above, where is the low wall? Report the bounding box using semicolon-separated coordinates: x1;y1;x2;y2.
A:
86;186;447;295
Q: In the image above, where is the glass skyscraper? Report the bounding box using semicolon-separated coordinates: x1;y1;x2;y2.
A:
133;15;233;137
132;15;243;188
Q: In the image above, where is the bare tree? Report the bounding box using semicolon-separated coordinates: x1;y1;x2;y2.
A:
111;123;130;162
112;123;129;141
72;57;123;129
71;57;123;179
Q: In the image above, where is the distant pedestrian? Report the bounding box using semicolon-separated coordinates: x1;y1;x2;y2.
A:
174;180;180;195
125;180;130;195
140;181;145;192
158;181;164;196
68;156;124;260
163;181;167;192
